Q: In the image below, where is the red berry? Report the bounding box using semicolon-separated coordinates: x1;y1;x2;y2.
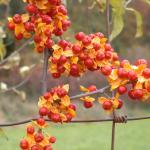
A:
128;70;137;81
39;107;48;116
82;36;91;46
43;92;50;99
65;113;73;122
51;113;61;123
59;55;67;64
13;14;22;24
51;58;58;64
142;68;150;79
88;85;96;92
102;101;113;110
134;89;144;99
48;0;58;5
84;58;94;68
42;15;52;24
49;136;56;143
27;125;35;134
95;32;104;38
37;118;45;126
54;28;63;36
72;45;82;54
135;59;148;66
96;52;105;61
57;89;67;97
37;46;44;53
118;86;127;95
112;53;119;61
57;65;65;73
93;43;101;50
70;64;79;77
24;22;34;32
69;104;76;111
105;43;111;51
44;145;53;150
45;39;54;49
101;66;112;76
34;133;44;143
31;145;40;150
15;33;23;40
105;51;112;59
44;29;52;37
120;60;129;67
75;32;85;41
128;90;136;99
117;68;128;78
58;5;67;15
52;72;61;78
79;52;87;61
20;139;29;149
34;35;41;43
26;4;37;14
117;99;123;109
84;101;93;109
58;40;68;49
7;22;15;30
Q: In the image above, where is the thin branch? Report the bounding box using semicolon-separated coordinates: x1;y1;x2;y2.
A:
0;116;150;127
70;85;109;100
0;76;30;94
0;39;33;65
0;64;38;93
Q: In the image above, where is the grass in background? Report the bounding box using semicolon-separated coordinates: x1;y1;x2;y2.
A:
0;120;150;150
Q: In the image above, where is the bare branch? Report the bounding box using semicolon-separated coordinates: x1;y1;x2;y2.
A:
70;86;109;100
0;64;38;93
0;39;33;65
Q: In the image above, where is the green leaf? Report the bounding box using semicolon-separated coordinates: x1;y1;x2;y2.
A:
110;8;124;41
110;0;125;8
126;8;143;37
0;39;6;60
143;0;150;4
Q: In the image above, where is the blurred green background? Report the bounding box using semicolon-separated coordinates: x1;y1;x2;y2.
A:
0;0;150;149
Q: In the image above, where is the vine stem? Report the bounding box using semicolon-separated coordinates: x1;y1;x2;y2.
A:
41;49;51;94
105;0;116;150
0;116;150;127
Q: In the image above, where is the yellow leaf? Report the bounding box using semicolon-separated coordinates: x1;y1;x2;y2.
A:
63;50;73;57
80;86;89;92
98;97;107;104
61;95;70;106
21;14;30;22
68;108;76;117
80;96;95;102
63;84;69;92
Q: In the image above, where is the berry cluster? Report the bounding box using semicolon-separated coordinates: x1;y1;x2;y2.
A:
80;85;123;112
38;84;76;123
49;32;120;78
107;59;150;101
20;123;56;150
8;0;70;53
